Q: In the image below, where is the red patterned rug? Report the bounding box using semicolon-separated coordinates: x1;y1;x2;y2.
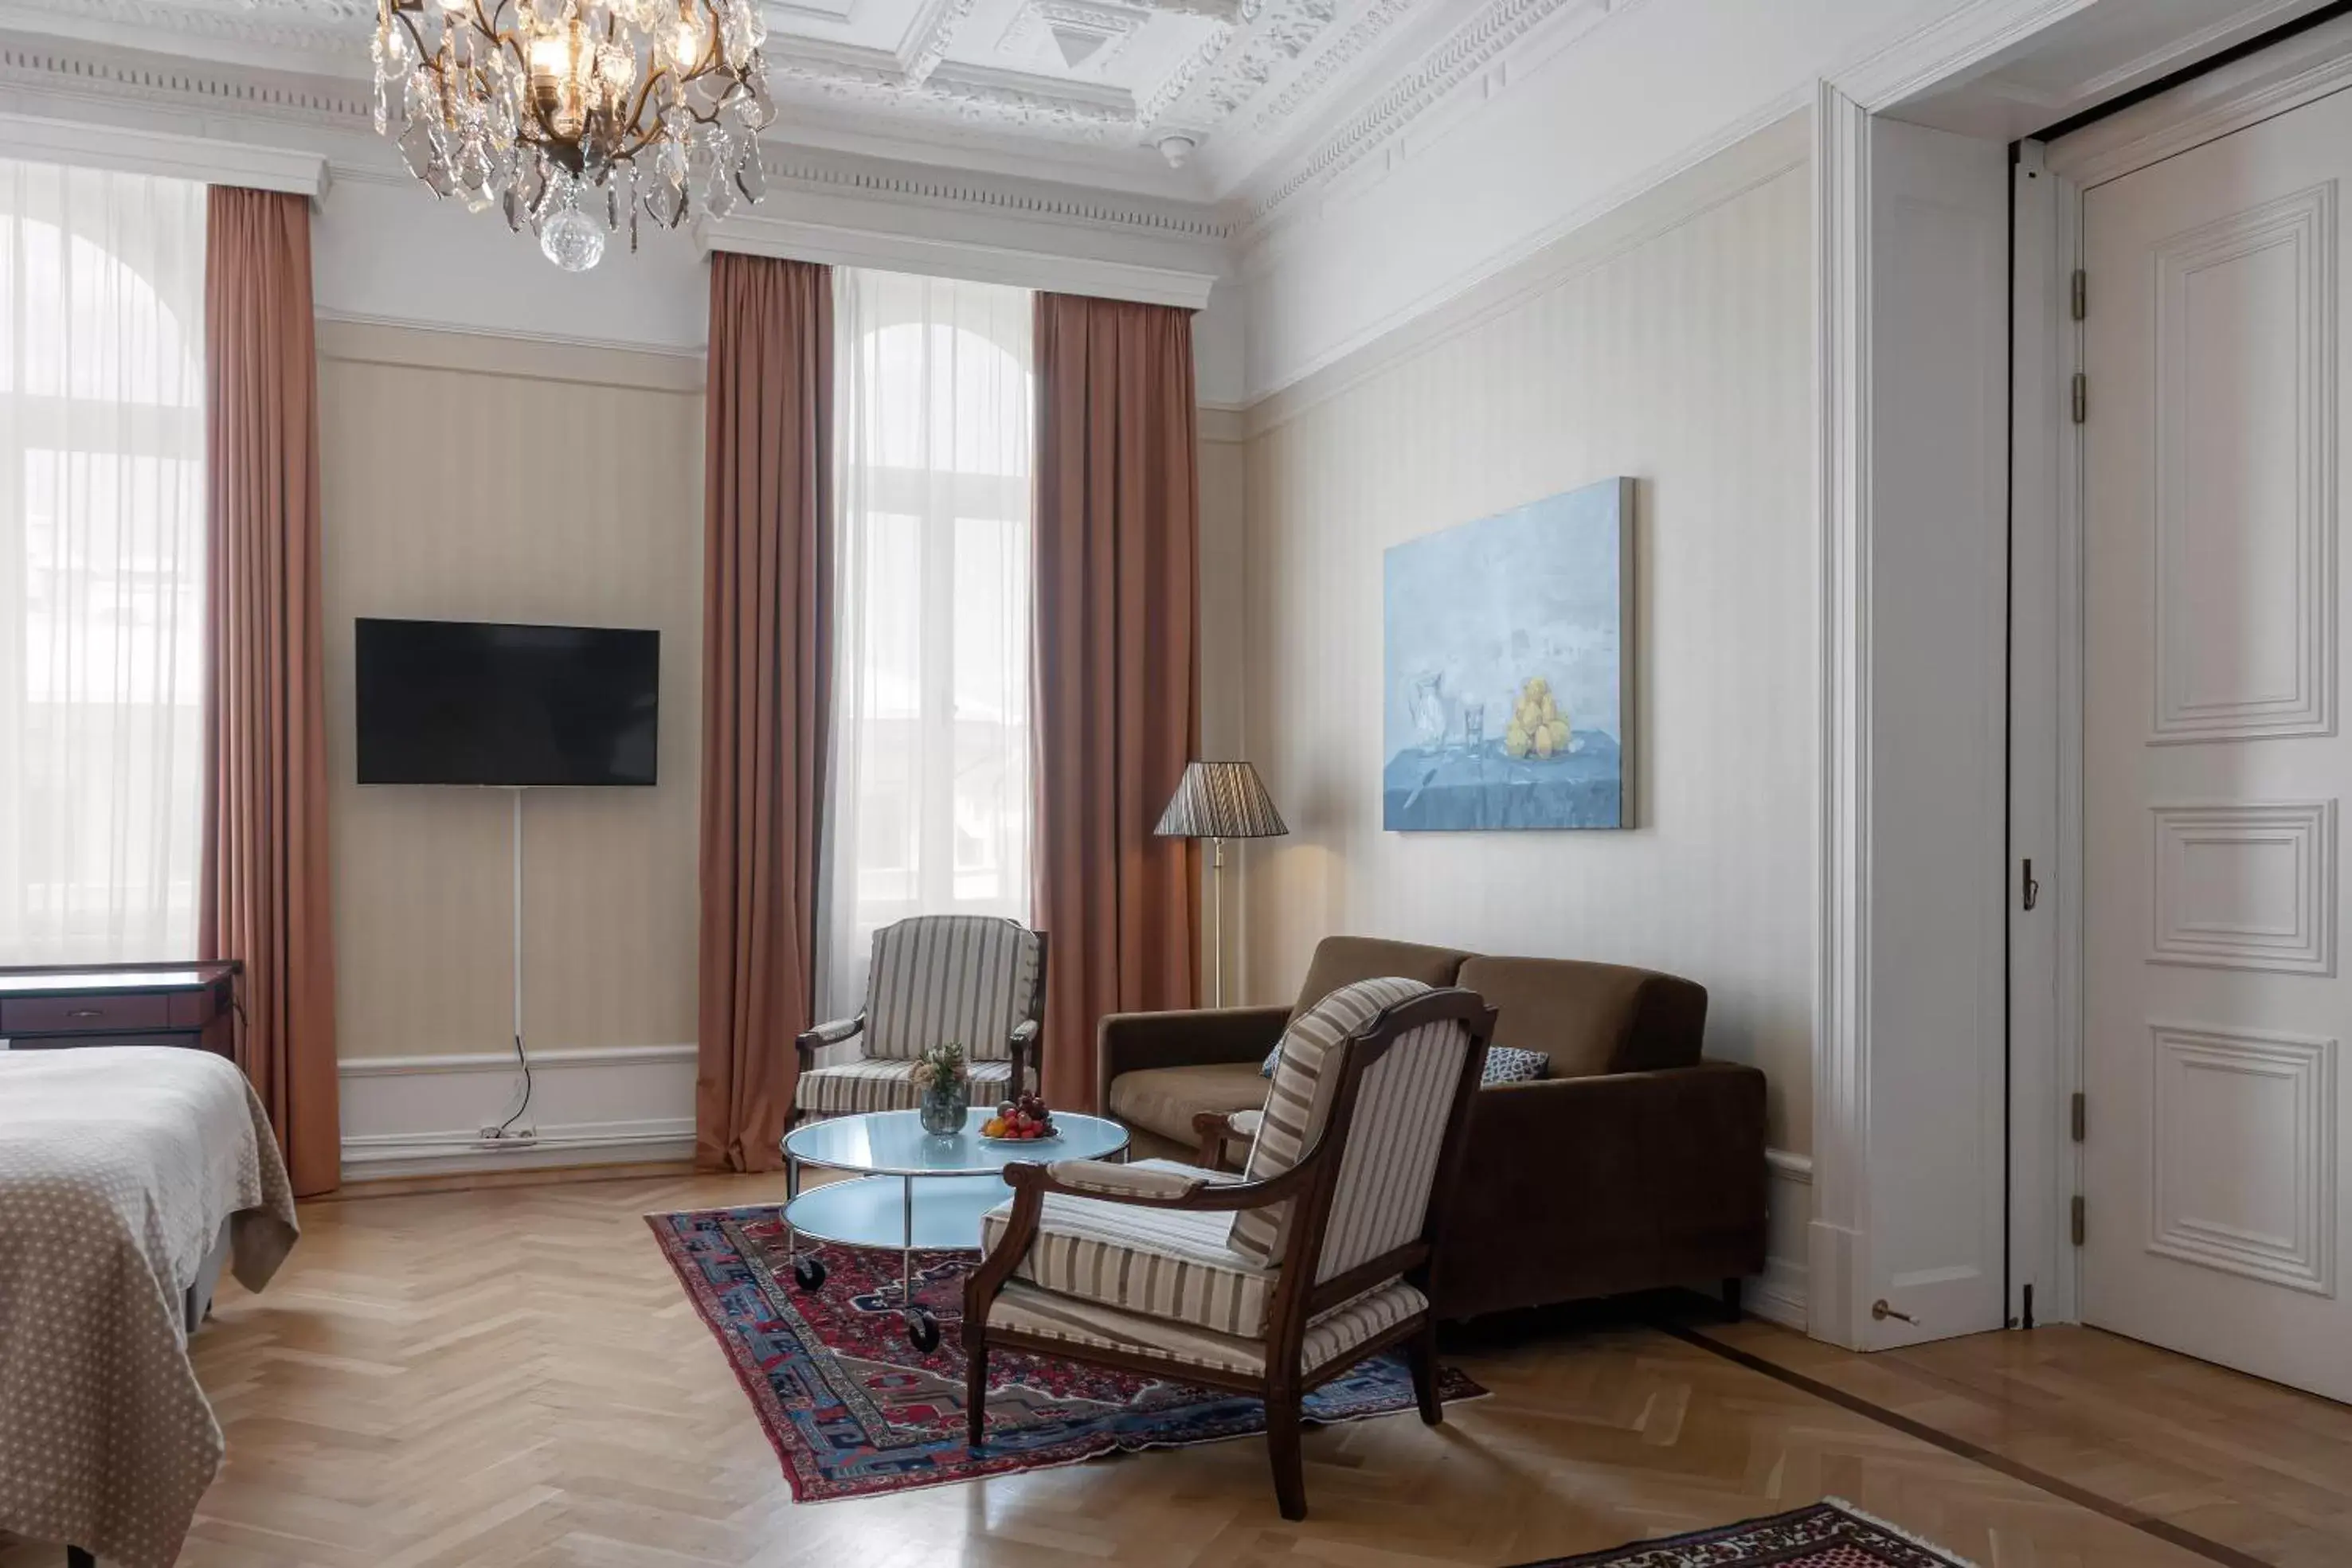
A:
647;1202;1485;1503
1518;1501;1974;1566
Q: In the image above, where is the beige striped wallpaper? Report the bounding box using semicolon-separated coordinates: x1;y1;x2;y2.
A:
1237;115;1816;1152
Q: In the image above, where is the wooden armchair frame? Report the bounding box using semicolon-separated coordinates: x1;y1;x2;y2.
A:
963;986;1496;1519
793;929;1051;1102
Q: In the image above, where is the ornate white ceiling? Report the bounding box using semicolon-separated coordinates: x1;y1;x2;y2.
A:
0;0;1536;208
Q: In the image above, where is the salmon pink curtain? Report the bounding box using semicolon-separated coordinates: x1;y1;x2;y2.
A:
696;252;832;1172
201;186;340;1197
1031;292;1201;1109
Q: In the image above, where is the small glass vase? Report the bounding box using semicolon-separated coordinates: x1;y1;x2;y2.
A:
918;1075;970;1136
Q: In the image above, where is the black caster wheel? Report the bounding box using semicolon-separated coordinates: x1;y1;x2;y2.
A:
906;1307;940;1354
792;1253;827;1292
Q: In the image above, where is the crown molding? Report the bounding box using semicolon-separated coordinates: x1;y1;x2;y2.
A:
0;33;373;128
0;105;328;197
699;209;1216;309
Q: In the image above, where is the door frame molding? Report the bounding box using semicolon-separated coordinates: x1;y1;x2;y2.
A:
2011;13;2352;1328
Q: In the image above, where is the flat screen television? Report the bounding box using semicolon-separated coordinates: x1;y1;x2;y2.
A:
355;618;659;787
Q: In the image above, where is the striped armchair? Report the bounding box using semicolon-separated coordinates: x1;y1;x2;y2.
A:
792;916;1048;1120
963;976;1495;1519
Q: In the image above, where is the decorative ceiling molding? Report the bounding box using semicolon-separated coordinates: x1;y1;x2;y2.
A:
0;105;330;196
0;36;372;126
0;0;1672;267
757;143;1235;240
0;0;366;60
0;33;1238;240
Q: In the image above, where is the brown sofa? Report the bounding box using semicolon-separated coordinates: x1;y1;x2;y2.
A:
1098;936;1767;1323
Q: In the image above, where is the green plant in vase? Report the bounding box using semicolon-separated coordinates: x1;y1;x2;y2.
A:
910;1042;970;1136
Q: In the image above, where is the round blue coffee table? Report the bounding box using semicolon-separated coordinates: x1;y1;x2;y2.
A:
781;1106;1129;1350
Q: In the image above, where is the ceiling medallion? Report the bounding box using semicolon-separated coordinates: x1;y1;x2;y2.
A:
373;0;777;270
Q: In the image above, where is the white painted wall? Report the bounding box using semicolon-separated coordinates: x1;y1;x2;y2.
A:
1235;0;1990;402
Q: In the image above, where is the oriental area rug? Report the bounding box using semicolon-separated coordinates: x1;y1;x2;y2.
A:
647;1202;1485;1503
1516;1500;1975;1567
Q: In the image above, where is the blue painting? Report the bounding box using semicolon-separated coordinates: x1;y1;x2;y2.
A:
1383;478;1631;831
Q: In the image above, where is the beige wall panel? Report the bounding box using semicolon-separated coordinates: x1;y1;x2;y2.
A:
319;331;704;1061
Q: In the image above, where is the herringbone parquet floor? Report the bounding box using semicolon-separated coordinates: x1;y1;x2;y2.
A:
3;1171;2335;1567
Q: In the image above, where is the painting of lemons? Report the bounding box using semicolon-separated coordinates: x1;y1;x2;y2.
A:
1382;477;1631;831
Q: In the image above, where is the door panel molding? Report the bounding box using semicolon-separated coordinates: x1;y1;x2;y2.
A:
2149;800;2337;975
2150;182;2337;743
2147;1023;2337;1296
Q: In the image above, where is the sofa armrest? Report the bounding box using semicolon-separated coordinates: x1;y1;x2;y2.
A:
1094;1005;1289;1116
1430;1061;1769;1321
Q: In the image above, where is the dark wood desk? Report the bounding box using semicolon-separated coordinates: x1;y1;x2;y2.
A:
0;961;240;1056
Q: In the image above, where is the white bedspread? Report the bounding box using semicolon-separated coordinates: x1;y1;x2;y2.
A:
0;1047;299;1568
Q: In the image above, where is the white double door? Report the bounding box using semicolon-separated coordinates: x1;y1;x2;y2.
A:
2080;83;2352;1402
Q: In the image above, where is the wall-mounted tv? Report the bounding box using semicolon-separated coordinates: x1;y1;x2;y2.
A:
355;618;659;787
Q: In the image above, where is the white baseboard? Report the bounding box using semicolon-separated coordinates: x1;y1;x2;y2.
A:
1750;1147;1812;1331
338;1042;697;1179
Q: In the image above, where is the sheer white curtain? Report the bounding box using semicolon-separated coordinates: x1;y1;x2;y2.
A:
817;268;1035;1019
0;160;207;964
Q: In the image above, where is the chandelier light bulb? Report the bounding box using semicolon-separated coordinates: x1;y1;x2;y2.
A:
668;10;708;70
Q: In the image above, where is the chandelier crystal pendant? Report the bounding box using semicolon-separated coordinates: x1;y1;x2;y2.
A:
373;0;777;272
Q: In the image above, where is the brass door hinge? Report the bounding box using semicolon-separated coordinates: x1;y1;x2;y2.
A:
2071;1194;2086;1247
2071;1091;2085;1142
2070;268;2087;322
2071;373;2088;424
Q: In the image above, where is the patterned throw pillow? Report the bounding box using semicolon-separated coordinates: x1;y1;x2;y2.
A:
1272;1039;1548;1085
1482;1045;1548;1085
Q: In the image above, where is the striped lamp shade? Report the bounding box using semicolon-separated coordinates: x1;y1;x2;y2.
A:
1154;760;1289;839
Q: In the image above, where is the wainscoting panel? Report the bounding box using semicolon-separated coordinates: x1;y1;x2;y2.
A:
339;1043;697;1178
2147;1023;2336;1295
2150;800;2336;974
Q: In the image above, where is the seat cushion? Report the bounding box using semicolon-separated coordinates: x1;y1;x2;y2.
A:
986;1278;1428;1380
980;1159;1269;1335
1454;955;1707;1077
1106;1061;1269;1148
797;1057;1012;1117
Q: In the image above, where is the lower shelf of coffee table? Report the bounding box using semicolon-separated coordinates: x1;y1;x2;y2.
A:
784;1172;1009;1252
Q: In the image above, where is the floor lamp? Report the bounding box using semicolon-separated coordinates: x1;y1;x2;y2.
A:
1154;760;1289;1007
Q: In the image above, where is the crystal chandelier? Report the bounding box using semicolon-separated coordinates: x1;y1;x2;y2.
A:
373;1;777;272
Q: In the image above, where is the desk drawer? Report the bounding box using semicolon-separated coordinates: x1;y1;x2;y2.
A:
0;992;174;1034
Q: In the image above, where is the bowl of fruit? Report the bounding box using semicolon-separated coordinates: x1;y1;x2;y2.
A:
980;1093;1057;1144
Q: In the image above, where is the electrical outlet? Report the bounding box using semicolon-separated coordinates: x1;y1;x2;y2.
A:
476;1125;538;1147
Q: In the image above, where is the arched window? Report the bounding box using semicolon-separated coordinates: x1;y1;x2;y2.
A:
0;159;208;964
820;271;1035;1013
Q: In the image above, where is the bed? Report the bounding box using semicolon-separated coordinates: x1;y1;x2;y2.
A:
0;1046;300;1568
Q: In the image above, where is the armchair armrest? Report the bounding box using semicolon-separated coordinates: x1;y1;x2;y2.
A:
1192;1108;1262;1171
969;1148;1315;1304
795;1013;866;1064
1095;1004;1289;1115
1007;1017;1041;1099
1044;1159;1207;1201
